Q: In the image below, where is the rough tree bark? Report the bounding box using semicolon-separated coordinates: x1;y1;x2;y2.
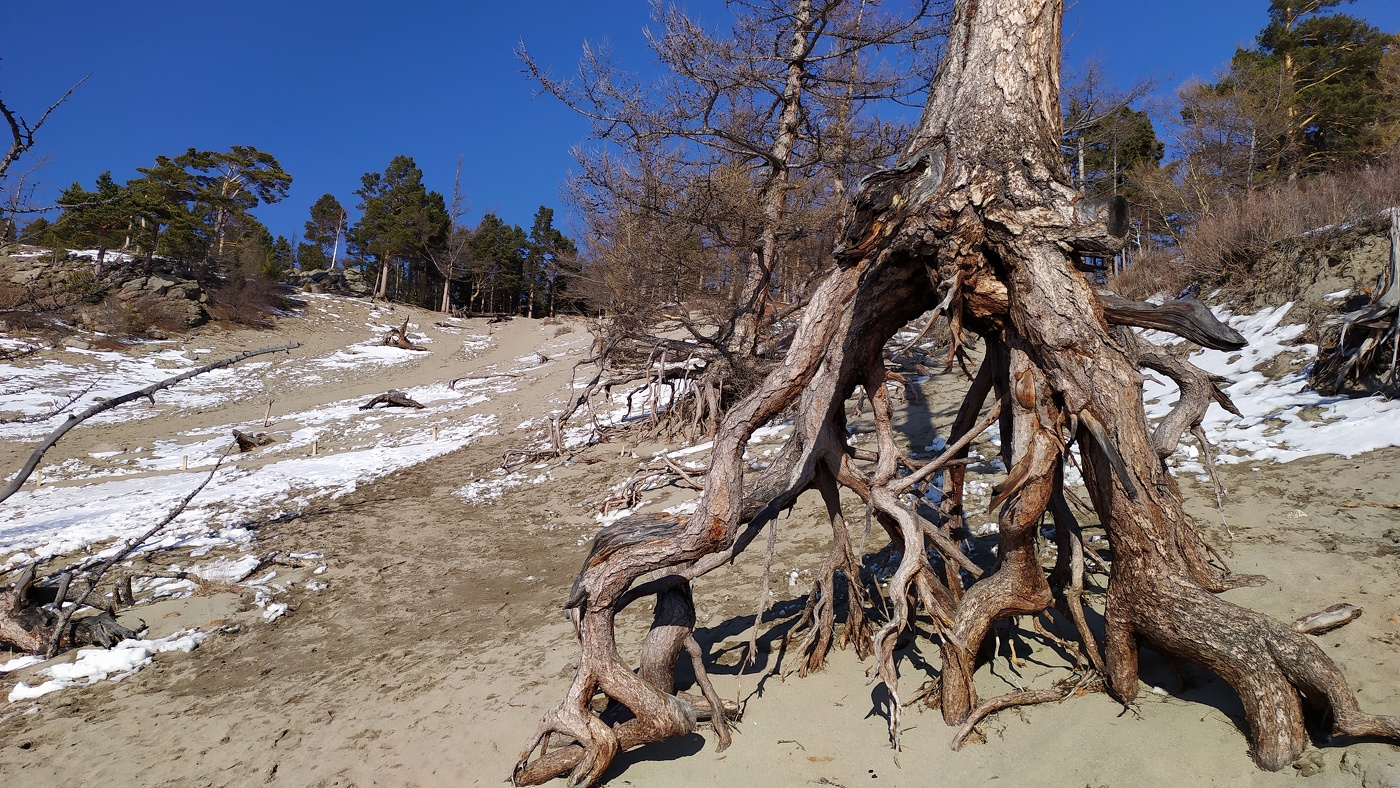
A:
511;1;1400;784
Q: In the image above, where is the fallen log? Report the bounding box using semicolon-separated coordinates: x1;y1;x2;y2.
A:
359;390;426;410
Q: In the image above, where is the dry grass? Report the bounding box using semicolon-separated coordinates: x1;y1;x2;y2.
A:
1108;248;1194;301
205;275;292;328
1176;158;1400;302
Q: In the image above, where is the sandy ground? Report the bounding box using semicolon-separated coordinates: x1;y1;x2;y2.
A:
1;298;1398;787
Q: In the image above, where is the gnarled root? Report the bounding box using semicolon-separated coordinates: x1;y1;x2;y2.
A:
788;466;873;675
1103;570;1400;771
512;605;699;786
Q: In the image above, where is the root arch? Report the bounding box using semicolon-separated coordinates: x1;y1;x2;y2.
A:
510;1;1400;784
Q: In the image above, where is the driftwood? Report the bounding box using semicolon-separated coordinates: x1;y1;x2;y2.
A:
384;317;430;351
359;390;425;410
0;448;232;656
232;429;276;452
0;343;302;505
1294;604;1363;635
1312;207;1400;394
449;372;521;390
0;564;137;653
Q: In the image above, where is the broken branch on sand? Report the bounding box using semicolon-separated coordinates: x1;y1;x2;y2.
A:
359;390;426;410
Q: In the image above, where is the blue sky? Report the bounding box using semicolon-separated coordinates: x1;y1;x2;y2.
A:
4;1;1398;243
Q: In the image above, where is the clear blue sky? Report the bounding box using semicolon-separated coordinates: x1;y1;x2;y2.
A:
4;1;1397;243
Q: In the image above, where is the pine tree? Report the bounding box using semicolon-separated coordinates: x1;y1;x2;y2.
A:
127;156;198;272
299;193;346;270
175;146;292;263
54;171;130;269
1193;1;1398;182
348;156;448;302
525;206;578;317
468;213;527;313
1062;107;1164;199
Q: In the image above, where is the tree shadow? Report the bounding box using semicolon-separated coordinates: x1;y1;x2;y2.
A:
597;732;708;783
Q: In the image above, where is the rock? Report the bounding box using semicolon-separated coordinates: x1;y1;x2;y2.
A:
285;267;371;297
7;267;43;285
65;338;91;350
1293;750;1325;777
145;276;177;295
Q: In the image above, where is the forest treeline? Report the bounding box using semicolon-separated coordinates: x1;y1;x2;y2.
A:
8;0;1398;324
16;146;579;318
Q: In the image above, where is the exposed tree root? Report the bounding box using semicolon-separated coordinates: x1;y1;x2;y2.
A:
950;671;1106;750
509;1;1400;784
383;317;429;351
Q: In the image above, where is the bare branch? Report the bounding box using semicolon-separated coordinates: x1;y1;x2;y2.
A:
0;343;301;505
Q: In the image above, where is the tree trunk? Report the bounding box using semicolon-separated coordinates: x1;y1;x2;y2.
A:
730;0;815;359
375;253;391;299
512;1;1400;784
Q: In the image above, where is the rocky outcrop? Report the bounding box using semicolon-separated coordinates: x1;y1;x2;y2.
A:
1;250;209;331
113;274;209;328
285;267;372;297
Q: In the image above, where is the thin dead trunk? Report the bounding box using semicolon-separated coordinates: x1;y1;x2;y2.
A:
731;0;815;359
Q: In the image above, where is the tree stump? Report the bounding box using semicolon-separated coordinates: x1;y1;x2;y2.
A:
232;429;276;452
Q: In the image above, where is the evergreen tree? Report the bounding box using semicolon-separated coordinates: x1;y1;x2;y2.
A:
348;155;449;302
524;206;578;317
269;235;294;280
54;171;130;268
298;193;346;270
468;213;527;313
19;216;53;245
1062;106;1164;199
127;155;199;272
1193;1;1398;182
175;146;292;263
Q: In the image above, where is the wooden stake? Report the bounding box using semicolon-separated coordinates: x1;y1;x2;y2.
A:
182;455;188;470
433;426;439;441
263;400;274;428
311;440;318;457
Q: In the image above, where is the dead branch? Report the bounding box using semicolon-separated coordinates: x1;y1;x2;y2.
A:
36;447;233;657
0;343;301;505
359;390;425;410
449;372;521;389
1;73;90;183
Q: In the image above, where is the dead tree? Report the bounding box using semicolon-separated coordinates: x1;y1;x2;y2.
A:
511;1;1400;785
